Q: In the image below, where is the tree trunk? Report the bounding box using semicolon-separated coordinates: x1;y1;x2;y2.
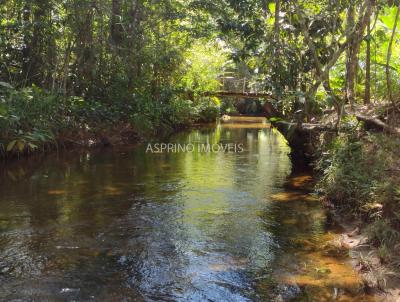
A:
21;2;32;86
74;2;95;95
273;0;281;97
364;9;371;104
22;1;49;86
274;0;280;44
355;113;400;135
110;0;123;45
127;0;141;89
346;3;356;107
62;40;73;96
323;76;343;129
386;4;400;109
295;0;373;126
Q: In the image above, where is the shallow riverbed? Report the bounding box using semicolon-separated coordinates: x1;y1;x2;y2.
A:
0;118;374;301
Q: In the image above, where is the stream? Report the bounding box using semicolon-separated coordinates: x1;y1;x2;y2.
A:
0;117;375;301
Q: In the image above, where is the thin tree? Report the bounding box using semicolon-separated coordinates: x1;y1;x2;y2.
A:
365;7;372;104
386;4;400;109
273;0;281;97
346;1;356;108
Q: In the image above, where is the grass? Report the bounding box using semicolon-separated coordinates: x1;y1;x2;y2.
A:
315;124;400;277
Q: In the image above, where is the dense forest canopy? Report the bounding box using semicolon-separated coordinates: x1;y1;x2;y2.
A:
1;0;400;152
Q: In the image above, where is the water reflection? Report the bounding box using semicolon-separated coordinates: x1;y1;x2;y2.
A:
0;120;371;301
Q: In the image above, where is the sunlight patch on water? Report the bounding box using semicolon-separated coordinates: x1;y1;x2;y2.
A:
47;190;67;195
270;191;318;202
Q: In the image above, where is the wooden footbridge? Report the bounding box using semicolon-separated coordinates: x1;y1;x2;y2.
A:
203;74;277;100
204;91;277;100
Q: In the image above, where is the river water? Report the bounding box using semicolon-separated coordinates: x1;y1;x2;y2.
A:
0;117;374;301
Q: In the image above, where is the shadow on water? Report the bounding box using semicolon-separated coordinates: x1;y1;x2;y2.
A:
0;118;375;301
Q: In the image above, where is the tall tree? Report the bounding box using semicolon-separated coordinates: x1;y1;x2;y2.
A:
110;0;123;46
365;10;371;105
272;0;281;98
73;1;95;95
295;0;373;124
386;4;400;109
345;1;356;107
22;0;52;86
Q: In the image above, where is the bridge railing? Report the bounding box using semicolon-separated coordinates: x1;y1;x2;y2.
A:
219;76;267;94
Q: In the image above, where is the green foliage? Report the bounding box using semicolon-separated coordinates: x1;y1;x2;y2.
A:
317;133;381;211
317;131;400;248
0;79;222;156
366;219;400;247
179;40;228;94
2;0;400;158
0;0;231;156
268;117;283;122
193;97;221;123
1;0;400;132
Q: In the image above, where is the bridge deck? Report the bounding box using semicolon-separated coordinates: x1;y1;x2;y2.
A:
205;91;276;99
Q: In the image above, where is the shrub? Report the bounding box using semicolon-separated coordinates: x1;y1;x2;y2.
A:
316;130;400;250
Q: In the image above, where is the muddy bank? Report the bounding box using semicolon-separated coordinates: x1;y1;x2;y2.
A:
326;213;400;301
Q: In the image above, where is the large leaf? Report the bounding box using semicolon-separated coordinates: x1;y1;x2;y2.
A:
0;82;13;89
6;140;17;152
0;105;6;117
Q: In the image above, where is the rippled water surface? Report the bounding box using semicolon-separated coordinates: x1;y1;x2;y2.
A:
0;118;374;301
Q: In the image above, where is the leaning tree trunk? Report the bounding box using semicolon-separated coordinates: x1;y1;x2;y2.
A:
296;0;373;125
386;4;400;109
